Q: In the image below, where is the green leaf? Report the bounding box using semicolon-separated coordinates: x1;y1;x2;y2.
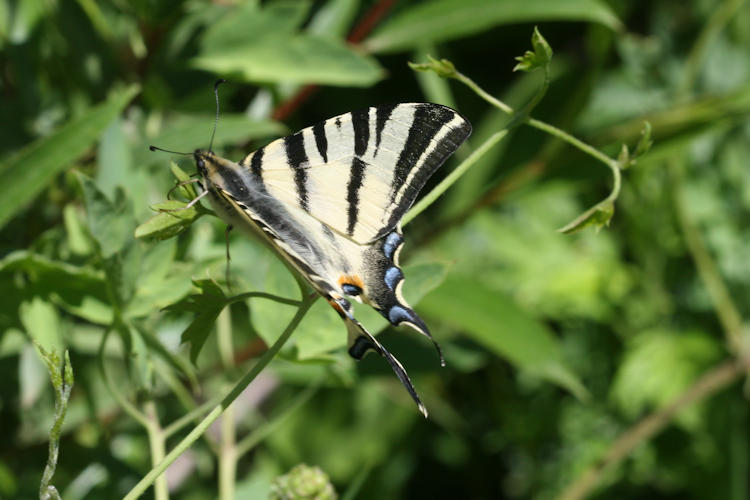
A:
419;275;588;399
76;173;136;258
0;251;111;324
192;0;381;86
513;26;552;72
0;85;139;229
126;240;194;317
19;297;63;354
611;329;721;430
136;114;285;166
168;280;228;363
134;201;205;241
170;161;198;200
364;0;622;54
557;200;615;234
193;35;383;87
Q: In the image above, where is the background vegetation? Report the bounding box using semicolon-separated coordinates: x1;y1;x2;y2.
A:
1;0;750;499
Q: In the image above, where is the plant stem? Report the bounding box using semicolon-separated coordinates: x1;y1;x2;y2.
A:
227;291;301;307
558;357;746;500
454;72;513;114
98;329;150;428
38;349;73;500
218;403;236;500
144;401;168;500
123;292;317;500
669;159;745;353
452;70;622;213
235;375;323;457
678;0;747;97
216;308;236;500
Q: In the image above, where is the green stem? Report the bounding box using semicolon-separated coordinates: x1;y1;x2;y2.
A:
526;118;618;170
403;129;508;226
454;72;513;114
123;292;317;500
678;0;747;96
144;401;168;500
669;159;744;353
227;291;301;307
235;375;323;457
218;404;236;500
453;70;622;208
216;308;236;500
39;350;73;500
97;329;150;428
163;395;223;438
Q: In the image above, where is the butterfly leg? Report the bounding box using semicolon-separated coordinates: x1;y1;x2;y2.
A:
224;225;233;293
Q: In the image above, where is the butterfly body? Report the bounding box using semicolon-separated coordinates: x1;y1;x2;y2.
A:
194;103;471;416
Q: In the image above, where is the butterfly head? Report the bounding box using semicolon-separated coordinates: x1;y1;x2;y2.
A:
193;149;213;177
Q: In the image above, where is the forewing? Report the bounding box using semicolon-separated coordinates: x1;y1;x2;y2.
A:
239;103;471;244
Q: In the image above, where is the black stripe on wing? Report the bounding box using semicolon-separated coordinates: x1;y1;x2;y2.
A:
384;121;471;233
312;121;328;163
284;132;310;211
346;157;366;235
374;103;396;155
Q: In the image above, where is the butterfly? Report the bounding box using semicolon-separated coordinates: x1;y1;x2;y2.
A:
192;103;471;416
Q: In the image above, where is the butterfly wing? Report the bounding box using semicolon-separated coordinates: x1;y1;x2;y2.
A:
198;103;471;416
239;103;471;244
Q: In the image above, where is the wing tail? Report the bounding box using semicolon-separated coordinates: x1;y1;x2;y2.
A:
334;296;428;417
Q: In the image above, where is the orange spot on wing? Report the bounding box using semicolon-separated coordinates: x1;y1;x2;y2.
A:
338;274;364;290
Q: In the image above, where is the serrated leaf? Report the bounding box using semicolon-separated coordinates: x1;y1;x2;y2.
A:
169;280;229;363
419;275;588;400
0;85;139;229
557;201;615;234
364;0;621;54
76;173;135;258
0;251;111;324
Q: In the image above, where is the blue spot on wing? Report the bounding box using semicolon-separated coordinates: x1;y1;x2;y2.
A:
382;232;403;260
388;305;416;325
384;266;403;291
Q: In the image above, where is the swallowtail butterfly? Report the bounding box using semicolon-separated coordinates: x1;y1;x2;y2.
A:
194;103;471;416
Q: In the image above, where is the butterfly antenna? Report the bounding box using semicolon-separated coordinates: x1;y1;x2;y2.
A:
149;145;191;155
208;79;226;153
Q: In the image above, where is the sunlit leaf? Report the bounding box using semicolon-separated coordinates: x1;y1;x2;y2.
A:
0;85;139;229
364;0;621;54
420;275;588;399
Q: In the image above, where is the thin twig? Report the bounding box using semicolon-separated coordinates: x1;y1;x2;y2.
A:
123;291;318;500
558;357;747;500
403;129;508;226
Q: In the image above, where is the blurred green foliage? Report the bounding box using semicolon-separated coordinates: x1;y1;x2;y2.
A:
1;0;750;499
